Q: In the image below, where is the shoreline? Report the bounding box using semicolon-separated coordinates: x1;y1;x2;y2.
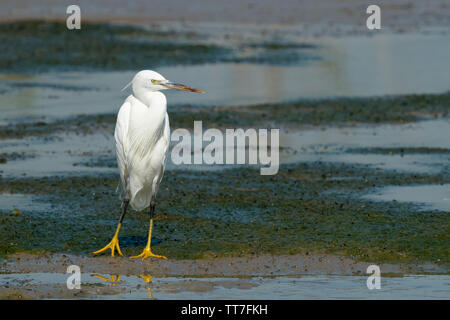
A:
1;252;446;277
1;0;450;34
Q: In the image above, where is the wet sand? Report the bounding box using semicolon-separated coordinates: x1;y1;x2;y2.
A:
1;252;444;276
2;0;450;33
1;252;447;300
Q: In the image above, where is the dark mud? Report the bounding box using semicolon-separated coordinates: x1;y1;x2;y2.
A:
347;147;450;155
73;156;117;169
1;92;449;139
0;151;35;163
0;114;114;139
185;93;450;128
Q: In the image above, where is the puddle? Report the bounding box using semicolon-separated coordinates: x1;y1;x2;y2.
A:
0;193;53;213
0;133;116;178
282;120;450;151
0;273;448;299
280;152;448;174
365;184;450;212
278;119;450;173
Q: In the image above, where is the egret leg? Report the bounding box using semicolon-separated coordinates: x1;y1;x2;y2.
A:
92;200;129;257
130;199;167;260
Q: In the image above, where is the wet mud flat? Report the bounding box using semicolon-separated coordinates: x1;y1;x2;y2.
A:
0;91;449;268
1;252;447;300
1;91;450;139
0;149;448;266
0;19;449;299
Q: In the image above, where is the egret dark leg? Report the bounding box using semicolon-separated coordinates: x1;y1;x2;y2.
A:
92;199;129;257
131;197;167;260
119;199;130;224
149;198;155;219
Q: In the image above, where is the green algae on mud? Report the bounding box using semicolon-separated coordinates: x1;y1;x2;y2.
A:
0;161;448;267
0;20;228;73
170;92;450;129
0;20;318;73
0;152;36;165
0;114;115;139
1;92;450;139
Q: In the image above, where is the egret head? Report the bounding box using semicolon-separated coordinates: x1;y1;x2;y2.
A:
123;70;204;94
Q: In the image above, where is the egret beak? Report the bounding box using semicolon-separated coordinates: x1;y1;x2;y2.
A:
162;81;204;93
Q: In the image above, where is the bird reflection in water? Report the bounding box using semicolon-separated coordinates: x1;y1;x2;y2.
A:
90;274;155;299
139;275;155;299
91;274;122;286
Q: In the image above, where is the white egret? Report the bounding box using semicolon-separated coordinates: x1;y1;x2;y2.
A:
92;70;204;260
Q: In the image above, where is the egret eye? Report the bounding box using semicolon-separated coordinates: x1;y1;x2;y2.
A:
151;79;159;85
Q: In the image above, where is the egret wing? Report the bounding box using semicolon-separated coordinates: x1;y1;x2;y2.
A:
154;112;170;194
114;98;132;197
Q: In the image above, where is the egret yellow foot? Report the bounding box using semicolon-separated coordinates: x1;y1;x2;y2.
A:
130;218;167;260
92;236;123;257
92;223;123;257
130;247;166;260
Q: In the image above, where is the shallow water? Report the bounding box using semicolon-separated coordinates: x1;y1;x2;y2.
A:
283;120;450;151
365;184;450;212
0;193;53;213
0;273;448;299
0;33;449;124
1;33;448;180
0;133;115;178
279;119;450;173
1;119;448;178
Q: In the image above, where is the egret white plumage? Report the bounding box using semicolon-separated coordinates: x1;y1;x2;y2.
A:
92;70;204;260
